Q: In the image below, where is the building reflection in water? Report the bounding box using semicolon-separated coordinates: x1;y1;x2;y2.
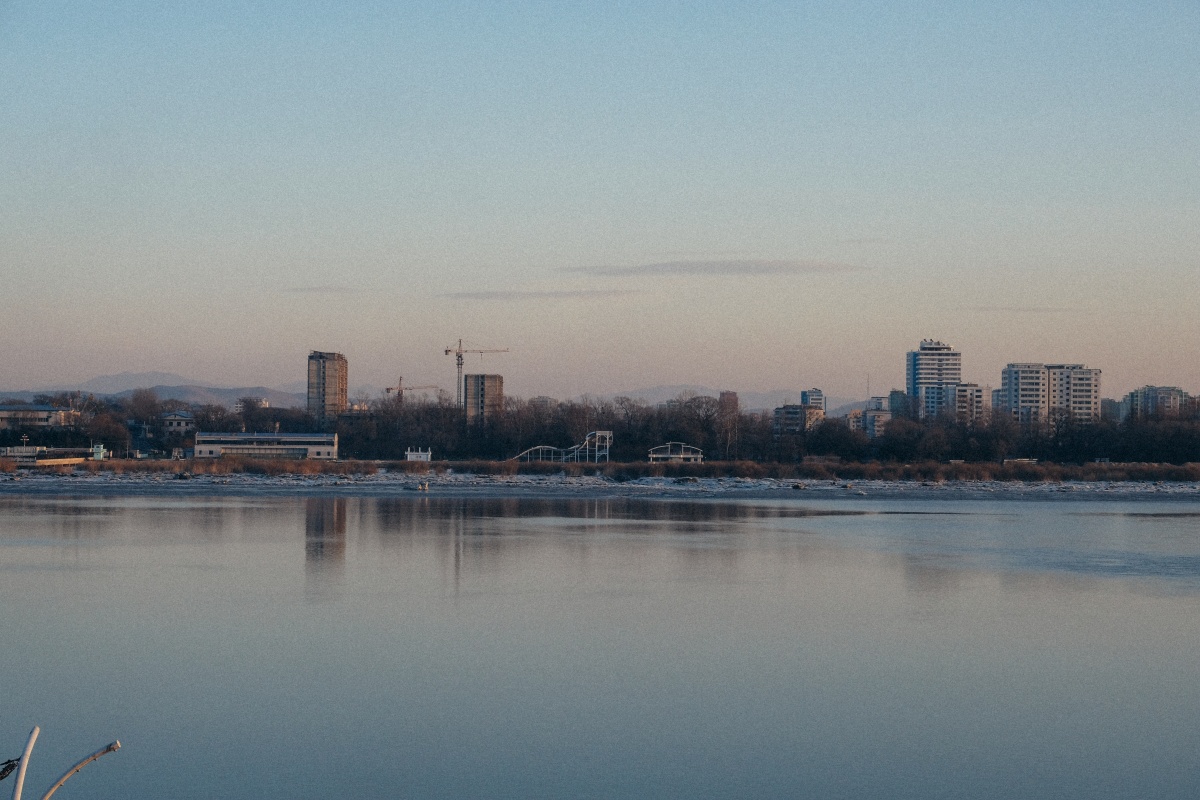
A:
368;496;853;595
305;497;347;600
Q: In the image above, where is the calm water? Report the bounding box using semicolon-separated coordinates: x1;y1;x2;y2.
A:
4;493;1200;798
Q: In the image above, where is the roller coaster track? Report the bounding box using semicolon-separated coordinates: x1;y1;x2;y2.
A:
512;431;613;463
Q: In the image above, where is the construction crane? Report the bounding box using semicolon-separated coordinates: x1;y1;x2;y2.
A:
444;339;509;409
384;377;439;405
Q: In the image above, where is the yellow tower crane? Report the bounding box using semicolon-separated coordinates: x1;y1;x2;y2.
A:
384;377;439;405
444;339;509;409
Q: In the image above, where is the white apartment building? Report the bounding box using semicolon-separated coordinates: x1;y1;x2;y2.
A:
800;389;826;412
906;340;962;419
999;364;1050;425
1047;364;1101;422
1126;386;1191;420
947;383;991;425
863;408;892;438
999;363;1101;425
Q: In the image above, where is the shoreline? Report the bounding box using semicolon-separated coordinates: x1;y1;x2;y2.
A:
2;469;1200;503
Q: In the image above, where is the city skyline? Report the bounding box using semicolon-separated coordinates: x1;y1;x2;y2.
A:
3;2;1197;398
0;337;1135;411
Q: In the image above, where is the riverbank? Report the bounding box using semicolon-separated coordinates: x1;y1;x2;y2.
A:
2;466;1200;502
4;457;1200;483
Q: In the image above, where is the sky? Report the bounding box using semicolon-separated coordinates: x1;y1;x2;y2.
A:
2;1;1197;399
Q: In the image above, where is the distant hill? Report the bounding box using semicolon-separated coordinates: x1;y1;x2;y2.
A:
0;370;312;408
111;385;306;409
827;400;868;417
0;384;305;409
68;371;214;393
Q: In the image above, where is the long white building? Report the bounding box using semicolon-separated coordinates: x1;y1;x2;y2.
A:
194;432;339;460
906;340;962;419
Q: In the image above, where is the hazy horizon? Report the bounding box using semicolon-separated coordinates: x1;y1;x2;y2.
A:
4;2;1196;399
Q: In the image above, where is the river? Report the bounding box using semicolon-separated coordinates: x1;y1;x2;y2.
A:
3;493;1200;798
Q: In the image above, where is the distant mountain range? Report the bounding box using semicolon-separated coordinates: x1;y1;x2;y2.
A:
0;372;307;409
1;374;865;414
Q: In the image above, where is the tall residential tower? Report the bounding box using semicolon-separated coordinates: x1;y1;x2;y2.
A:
307;351;348;421
464;374;504;424
906;340;962;420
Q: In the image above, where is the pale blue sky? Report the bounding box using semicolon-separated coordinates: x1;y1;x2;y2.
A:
3;1;1197;398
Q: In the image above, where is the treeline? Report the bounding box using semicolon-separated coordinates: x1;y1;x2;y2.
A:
8;389;1200;466
336;395;1200;465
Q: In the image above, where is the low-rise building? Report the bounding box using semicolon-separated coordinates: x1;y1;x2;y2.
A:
161;411;195;434
648;442;704;463
193;432;338;460
233;398;269;413
0;405;79;429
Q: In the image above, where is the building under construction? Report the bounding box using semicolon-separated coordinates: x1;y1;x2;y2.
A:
464;374;503;424
307;351;348;421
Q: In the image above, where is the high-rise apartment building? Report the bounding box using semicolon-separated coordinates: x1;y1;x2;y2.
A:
947;383;991;425
1125;386;1191;420
999;364;1049;425
773;405;825;435
998;363;1101;425
1047;364;1101;422
307;351;348;421
464;374;504;424
906;340;962;419
800;389;825;412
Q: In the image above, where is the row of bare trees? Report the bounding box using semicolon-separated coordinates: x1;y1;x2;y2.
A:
9;388;1200;464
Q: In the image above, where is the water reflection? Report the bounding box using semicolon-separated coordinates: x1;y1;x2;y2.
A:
6;495;1200;799
304;497;346;600
365;497;800;594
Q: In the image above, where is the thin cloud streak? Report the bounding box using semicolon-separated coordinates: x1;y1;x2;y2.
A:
964;305;1080;314
443;288;638;301
283;285;359;295
571;259;864;277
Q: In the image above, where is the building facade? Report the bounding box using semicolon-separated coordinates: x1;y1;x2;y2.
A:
799;389;826;412
0;405;79;429
307;351;348;421
947;383;991;425
1047;364;1101;422
906;340;962;419
194;432;338;459
773;404;825;435
999;364;1049;425
1125;386;1192;420
464;374;504;424
160;411;195;434
998;363;1101;425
